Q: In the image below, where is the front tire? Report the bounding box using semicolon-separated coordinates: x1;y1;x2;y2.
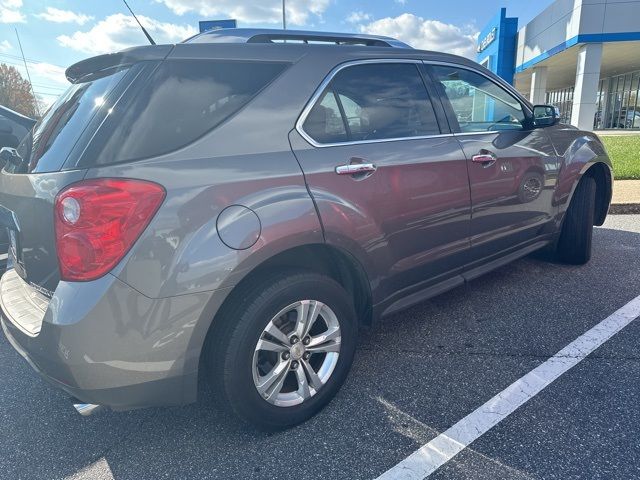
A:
207;270;357;430
556;176;596;264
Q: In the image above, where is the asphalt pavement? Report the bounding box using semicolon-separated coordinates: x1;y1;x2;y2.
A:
1;215;639;480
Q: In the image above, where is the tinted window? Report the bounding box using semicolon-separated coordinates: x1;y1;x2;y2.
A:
0;114;20;149
94;60;288;164
303;63;439;144
303;90;348;144
431;66;526;132
11;67;128;173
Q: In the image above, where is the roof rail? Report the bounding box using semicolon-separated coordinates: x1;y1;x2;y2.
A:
184;28;412;49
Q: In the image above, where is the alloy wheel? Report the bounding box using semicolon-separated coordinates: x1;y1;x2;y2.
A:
252;300;341;407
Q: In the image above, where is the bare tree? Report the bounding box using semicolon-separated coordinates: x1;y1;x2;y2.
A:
0;63;38;117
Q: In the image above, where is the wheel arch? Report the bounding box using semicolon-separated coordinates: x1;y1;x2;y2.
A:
231;243;373;325
582;161;612;226
193;243;373;386
555;133;613;227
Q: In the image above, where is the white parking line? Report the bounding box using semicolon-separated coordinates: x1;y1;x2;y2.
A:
376;294;640;480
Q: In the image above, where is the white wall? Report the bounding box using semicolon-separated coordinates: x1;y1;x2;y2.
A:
515;0;640;69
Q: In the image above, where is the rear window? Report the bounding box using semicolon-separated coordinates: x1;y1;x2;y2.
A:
12;67;129;173
93;60;288;165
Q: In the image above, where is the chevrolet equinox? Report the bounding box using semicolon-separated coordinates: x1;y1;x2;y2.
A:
0;29;613;429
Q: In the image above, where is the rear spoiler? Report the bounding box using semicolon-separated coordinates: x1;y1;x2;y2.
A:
65;45;174;83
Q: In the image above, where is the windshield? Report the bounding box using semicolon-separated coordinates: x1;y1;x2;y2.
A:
12;67;130;173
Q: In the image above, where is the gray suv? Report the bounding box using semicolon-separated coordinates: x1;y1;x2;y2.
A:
0;29;612;429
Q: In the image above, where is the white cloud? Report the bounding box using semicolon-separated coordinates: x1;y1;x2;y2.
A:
35;7;94;25
0;0;25;23
155;0;330;26
0;39;11;52
360;13;478;59
31;62;68;87
346;11;372;24
395;0;407;5
57;13;197;55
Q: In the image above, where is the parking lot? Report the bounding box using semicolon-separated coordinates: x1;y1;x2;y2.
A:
1;214;639;480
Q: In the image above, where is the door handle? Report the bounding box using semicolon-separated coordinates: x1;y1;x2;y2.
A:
471;151;497;168
335;163;377;175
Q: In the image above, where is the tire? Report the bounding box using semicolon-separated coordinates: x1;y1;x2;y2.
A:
207;270;357;430
556;176;596;265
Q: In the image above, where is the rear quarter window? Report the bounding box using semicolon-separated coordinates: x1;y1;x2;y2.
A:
93;60;288;165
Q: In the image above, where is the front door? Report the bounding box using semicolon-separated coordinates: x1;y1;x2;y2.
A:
428;64;559;260
290;61;471;305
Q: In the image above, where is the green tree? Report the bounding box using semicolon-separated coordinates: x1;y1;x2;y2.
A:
0;63;38;117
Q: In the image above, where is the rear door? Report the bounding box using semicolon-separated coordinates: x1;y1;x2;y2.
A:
290;60;471;305
427;64;559;261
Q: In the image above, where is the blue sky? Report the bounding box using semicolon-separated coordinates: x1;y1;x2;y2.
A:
0;0;554;106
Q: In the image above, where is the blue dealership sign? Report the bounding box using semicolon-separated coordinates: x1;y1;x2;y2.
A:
476;8;518;85
199;19;237;33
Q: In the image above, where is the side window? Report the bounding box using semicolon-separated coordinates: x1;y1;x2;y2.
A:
303;90;348;144
431;65;526;132
92;60;288;165
302;63;440;144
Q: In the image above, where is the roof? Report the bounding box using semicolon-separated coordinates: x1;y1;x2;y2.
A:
184;28;412;49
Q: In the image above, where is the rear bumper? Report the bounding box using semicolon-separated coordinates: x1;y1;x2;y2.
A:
1;318;194;409
0;269;227;410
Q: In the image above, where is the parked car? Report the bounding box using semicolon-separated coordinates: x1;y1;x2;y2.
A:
0;106;35;268
616;108;640;129
0;29;613;430
595;107;640;129
0;105;36;150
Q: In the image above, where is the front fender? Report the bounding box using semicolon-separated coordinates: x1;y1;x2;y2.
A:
552;130;613;226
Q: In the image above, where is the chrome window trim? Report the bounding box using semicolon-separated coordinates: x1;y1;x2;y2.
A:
453;130;501;136
295;58;447;148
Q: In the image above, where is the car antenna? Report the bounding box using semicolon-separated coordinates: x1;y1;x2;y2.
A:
121;0;156;45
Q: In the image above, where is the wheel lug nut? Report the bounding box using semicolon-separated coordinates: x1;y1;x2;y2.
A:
282;352;290;360
303;352;310;360
302;336;310;345
291;361;299;369
290;336;299;344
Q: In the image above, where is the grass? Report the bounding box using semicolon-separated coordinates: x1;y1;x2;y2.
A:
600;135;640;180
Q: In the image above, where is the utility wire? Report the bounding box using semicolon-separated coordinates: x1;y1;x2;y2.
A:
0;52;65;69
14;27;40;116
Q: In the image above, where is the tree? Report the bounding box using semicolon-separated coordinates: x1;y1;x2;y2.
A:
0;63;38;117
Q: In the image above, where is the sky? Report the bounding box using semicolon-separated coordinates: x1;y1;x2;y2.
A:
0;0;555;108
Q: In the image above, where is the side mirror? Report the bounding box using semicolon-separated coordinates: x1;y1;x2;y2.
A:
533;105;560;127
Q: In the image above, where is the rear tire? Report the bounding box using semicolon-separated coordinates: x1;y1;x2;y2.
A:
556;176;596;265
207;270;357;430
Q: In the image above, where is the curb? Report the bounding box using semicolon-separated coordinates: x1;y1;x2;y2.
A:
609;203;640;215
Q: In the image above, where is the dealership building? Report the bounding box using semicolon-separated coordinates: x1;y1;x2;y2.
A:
477;0;640;130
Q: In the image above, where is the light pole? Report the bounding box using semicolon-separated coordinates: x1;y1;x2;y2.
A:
282;0;286;29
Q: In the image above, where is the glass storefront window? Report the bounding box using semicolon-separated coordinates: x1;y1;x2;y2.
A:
546;87;574;124
596;70;640;129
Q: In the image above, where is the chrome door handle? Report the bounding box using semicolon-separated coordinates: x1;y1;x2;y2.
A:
471;151;497;168
335;163;377;175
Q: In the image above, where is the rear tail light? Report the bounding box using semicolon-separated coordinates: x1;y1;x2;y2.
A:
54;178;165;282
